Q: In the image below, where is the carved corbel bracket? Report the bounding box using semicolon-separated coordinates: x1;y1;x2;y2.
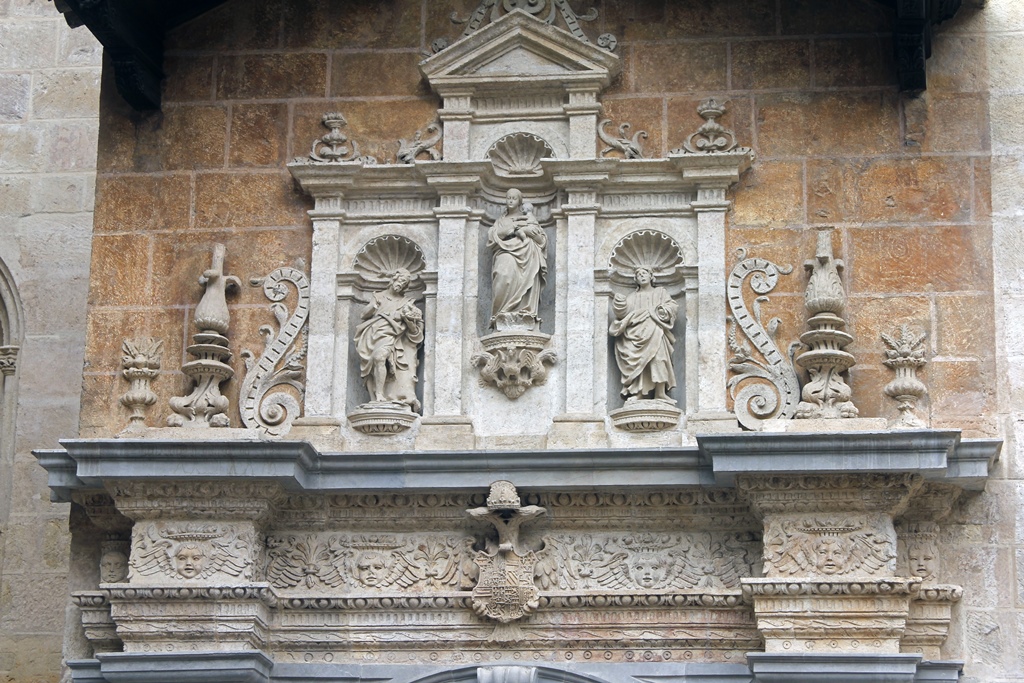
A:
473;332;557;400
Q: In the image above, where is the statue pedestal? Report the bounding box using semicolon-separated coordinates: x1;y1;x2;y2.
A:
473;331;556;400
609;398;681;432
347;402;418;435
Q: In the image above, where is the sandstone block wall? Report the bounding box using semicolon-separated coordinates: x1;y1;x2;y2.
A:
0;1;100;680
82;0;995;441
75;0;1024;680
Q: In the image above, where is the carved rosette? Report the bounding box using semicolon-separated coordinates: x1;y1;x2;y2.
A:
119;338;162;430
726;251;800;430
240;266;310;436
473;331;557;400
794;227;859;419
167;244;240;428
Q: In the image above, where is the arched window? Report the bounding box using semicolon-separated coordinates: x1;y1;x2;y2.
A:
0;256;24;459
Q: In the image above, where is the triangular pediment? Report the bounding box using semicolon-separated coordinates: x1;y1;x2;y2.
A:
421;9;620;89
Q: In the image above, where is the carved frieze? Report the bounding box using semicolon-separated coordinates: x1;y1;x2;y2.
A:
761;515;896;578
129;522;258;583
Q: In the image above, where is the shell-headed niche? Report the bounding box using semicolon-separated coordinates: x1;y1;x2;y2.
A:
347;235;427;435
607;230;685;431
487;133;554;178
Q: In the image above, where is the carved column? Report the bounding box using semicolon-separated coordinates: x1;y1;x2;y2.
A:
740;473;926;680
108;481;278;654
549;177;608;447
418;176;479;449
565;89;601;159
303;196;345;421
691;186;734;427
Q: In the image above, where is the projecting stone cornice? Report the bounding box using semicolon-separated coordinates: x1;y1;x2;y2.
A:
35;429;998;502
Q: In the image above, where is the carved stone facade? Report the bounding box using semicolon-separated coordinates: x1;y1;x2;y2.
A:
14;1;1024;683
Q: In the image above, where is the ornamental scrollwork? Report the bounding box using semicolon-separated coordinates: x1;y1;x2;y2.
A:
444;0;614;51
726;249;800;430
240;266;310;436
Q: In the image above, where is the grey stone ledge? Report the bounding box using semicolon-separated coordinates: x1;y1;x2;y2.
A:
34;429;999;501
746;653;923;683
66;655;966;683
698;430;1000;489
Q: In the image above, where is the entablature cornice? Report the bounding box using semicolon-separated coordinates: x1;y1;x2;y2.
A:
36;430;998;503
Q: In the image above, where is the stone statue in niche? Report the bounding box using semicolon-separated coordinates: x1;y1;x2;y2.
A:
355;268;424;412
606;230;685;431
473;190;557;400
347;235;427;434
488;188;547;332
610;267;678;404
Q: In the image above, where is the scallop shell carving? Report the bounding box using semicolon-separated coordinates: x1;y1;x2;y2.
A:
488;133;554;177
609;230;685;277
354;235;426;284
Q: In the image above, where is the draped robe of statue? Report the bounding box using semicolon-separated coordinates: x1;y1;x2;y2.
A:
487;202;547;328
609;281;678;400
354;276;424;412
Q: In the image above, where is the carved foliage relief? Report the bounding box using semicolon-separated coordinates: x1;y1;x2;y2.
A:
261;530;755;594
762;515;896;578
129;523;257;582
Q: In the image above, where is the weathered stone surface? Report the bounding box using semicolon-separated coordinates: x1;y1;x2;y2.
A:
632;43;728;93
165;0;283;51
757;92;901;158
731;40;811;90
194;172;310;229
331;52;426;98
162;56;215;102
88;234;152;306
284;0;421;49
229;103;288;167
936;294;995;359
847;226;988;293
217;53;328;99
31;68;100;119
779;0;893;35
0;73;29;122
94;173;192;233
729;160;804;228
814;36;895;88
598;98;663;157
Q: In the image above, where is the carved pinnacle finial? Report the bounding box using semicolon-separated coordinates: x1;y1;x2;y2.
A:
794;227;859;420
882;324;928;429
119;338;162;431
672;98;749;155
168;244;240;428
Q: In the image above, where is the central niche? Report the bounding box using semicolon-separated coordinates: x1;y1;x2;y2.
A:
288;8;753;449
